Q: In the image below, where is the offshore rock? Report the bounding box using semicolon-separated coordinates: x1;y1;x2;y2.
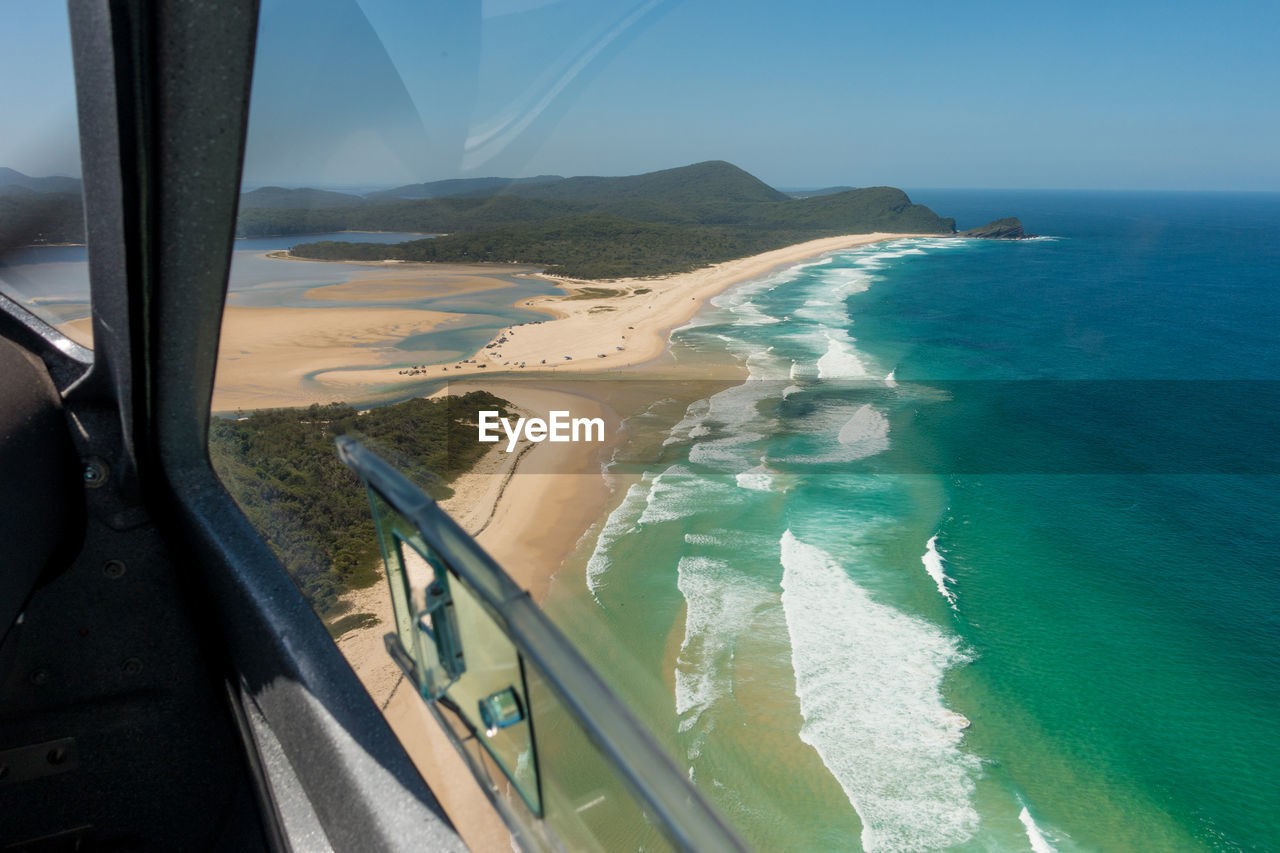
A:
958;217;1037;239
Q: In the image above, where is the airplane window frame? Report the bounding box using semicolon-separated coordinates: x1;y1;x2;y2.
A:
50;2;468;850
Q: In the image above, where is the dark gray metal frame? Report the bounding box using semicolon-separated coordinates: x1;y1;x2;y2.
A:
15;1;468;849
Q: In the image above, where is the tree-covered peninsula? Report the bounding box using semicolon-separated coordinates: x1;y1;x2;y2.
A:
245;161;958;278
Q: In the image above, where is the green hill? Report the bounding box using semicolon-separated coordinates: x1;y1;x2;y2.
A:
239;186;367;209
471;160;790;205
368;174;564;200
0;167;83;195
278;162;957;278
740;187;957;233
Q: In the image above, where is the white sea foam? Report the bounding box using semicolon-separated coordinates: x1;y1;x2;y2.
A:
817;266;875;293
837;404;889;452
793;300;845;325
1019;805;1057;853
771;402;890;466
682;377;784;469
674;556;774;757
884;369;897;388
664;371;781;456
792;255;835;272
664;398;711;446
584;476;653;599
683;533;722;546
779;530;980;852
816;329;870;379
922;535;958;609
790;360;819;381
730;300;782;326
735;465;774;492
744;348;790;380
689;433;767;468
637;466;708;524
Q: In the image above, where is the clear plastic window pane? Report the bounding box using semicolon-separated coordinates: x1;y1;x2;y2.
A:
0;4;89;345
366;485;678;851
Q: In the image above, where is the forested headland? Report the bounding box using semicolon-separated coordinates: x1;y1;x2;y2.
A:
244;161;958;278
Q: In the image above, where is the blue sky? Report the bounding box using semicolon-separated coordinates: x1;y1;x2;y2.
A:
3;0;1278;190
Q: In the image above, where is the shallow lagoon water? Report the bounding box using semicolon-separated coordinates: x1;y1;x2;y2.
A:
3;230;563;359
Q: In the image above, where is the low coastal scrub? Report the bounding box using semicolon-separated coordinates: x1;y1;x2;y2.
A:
209;391;512;617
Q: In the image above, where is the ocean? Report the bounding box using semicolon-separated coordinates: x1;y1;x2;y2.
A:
546;191;1280;851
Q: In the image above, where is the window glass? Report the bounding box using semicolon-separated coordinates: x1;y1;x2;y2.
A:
0;3;89;346
209;1;1280;851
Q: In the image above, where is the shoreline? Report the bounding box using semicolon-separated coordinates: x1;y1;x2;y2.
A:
325;232;926;608
254;233;923;850
306;232;925;390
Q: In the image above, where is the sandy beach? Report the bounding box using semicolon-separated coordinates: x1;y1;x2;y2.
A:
308;233;914;391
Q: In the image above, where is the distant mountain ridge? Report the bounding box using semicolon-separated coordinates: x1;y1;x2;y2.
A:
369;175;564;200
0;167;83;195
2;160;982;276
272;161;959;278
0;168;85;246
453;161;791;205
239;186;367;209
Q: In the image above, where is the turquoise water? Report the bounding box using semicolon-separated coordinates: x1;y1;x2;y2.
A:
551;193;1280;851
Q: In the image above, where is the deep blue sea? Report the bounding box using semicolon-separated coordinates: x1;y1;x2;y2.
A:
550;191;1280;851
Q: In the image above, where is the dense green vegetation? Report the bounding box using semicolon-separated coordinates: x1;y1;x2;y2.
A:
291;215;822;278
208;392;512;618
239;186;368;209
274;162;956;278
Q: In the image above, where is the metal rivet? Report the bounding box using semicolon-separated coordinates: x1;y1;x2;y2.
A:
29;669;49;687
121;658;143;677
46;748;67;766
83;458;109;488
103;560;126;579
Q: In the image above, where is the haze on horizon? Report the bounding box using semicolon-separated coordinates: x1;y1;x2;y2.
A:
2;0;1278;192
